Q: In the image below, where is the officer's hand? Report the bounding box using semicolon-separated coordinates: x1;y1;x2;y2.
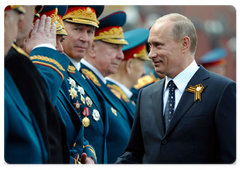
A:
25;14;56;54
81;153;95;164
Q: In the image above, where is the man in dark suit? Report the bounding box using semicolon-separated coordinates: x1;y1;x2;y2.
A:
115;13;236;164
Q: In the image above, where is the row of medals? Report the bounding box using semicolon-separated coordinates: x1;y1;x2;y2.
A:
68;77;100;127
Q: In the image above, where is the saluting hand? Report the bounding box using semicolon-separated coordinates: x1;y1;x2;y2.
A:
25;14;56;54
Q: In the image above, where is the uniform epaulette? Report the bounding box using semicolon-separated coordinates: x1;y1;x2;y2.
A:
107;84;130;103
30;55;65;80
133;75;155;90
67;65;76;74
81;69;101;87
12;43;29;57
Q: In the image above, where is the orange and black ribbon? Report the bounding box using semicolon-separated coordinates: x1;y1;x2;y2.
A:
185;84;204;102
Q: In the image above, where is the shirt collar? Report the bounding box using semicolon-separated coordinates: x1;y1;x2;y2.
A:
105;77;133;99
80;58;107;84
164;60;199;94
64;53;81;71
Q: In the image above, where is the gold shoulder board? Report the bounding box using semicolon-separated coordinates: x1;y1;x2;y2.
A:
133;75;155;90
82;69;101;87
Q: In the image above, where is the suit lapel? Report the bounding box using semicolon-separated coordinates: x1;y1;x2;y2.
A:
165;65;210;135
152;79;165;138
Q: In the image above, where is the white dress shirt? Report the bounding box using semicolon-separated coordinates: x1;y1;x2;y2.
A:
80;58;107;84
68;57;81;71
105;77;133;99
163;60;199;115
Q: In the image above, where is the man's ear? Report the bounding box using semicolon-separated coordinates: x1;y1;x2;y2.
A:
181;36;191;52
88;42;96;58
125;59;133;74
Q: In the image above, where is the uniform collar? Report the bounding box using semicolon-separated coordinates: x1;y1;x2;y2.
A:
80;58;107;84
64;53;81;71
105;77;133;99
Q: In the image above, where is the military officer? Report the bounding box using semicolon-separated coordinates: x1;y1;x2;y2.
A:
26;5;97;164
80;11;136;163
57;5;109;163
106;28;150;113
3;3;69;164
2;3;48;165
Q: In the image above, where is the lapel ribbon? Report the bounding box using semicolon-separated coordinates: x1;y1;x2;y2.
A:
185;84;204;102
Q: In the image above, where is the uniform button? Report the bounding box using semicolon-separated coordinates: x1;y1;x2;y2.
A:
161;140;167;145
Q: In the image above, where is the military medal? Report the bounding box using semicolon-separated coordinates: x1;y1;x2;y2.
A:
73;100;81;110
185;84;204;102
111;107;117;116
69;87;78;99
67;77;76;88
86;96;92;107
92;109;100;121
77;85;85;95
82;117;90;127
82;107;90;127
81;95;85;104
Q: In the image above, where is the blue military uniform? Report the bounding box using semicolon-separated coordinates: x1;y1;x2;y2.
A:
106;28;150;112
5;69;48;163
80;11;135;163
5;42;69;163
30;5;97;163
61;5;108;163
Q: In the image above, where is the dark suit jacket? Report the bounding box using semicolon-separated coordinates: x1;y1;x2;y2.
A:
116;66;236;164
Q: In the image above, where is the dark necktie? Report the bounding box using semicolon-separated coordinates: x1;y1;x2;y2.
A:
164;80;176;132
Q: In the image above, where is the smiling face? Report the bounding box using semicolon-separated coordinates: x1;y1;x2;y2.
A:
94;41;124;77
62;22;95;62
148;20;192;79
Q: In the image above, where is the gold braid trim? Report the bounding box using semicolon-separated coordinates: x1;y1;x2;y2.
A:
82;69;101;87
12;43;29;57
83;145;97;160
133;48;149;60
98;38;128;45
32;61;64;80
107;84;130;102
30;55;65;71
63;7;98;23
133;75;155;90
